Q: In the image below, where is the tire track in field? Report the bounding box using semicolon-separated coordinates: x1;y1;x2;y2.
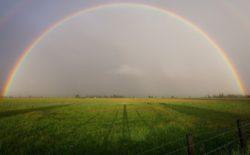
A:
77;120;142;136
122;104;130;140
0;104;72;119
121;104;132;154
68;109;103;137
136;106;182;154
148;105;170;123
81;112;101;126
101;109;119;150
135;110;157;136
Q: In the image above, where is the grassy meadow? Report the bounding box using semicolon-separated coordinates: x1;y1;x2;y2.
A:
0;98;250;154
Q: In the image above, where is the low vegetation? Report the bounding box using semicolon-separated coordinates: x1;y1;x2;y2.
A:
0;98;249;154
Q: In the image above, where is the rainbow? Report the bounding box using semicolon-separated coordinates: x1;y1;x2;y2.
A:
1;2;246;96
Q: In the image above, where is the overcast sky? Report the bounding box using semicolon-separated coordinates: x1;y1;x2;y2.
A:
0;0;249;97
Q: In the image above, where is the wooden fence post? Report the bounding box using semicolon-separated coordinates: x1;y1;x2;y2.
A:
187;133;195;155
237;119;247;154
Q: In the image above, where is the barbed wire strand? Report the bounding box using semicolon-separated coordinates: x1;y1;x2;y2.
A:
164;128;238;155
140;124;238;154
241;122;250;128
206;138;239;155
139;136;186;154
165;145;187;155
194;128;236;146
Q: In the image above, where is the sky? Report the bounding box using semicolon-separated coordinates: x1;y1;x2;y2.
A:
0;0;249;97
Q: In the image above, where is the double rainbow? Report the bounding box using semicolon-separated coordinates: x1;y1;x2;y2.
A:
1;3;246;96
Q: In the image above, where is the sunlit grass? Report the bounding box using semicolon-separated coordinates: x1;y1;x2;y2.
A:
0;98;249;154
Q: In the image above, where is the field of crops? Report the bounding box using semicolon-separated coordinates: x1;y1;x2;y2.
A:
0;98;250;154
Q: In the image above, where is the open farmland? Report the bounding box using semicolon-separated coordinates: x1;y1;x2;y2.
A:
0;98;250;154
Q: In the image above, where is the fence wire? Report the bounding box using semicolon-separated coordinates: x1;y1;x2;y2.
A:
139;136;186;154
165;145;187;155
141;127;235;154
205;138;239;155
163;128;236;155
141;119;250;155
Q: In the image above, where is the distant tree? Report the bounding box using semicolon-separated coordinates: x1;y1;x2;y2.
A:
219;93;224;98
75;94;80;98
111;94;124;98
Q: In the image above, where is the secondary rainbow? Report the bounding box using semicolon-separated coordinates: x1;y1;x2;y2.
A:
2;2;246;96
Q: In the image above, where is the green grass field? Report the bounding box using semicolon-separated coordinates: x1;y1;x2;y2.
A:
0;98;250;154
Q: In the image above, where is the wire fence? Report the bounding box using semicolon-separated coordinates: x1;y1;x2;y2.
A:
139;119;250;155
205;138;239;155
74;105;250;155
78;106;250;155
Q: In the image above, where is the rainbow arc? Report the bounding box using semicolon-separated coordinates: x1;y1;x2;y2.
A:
2;3;246;96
